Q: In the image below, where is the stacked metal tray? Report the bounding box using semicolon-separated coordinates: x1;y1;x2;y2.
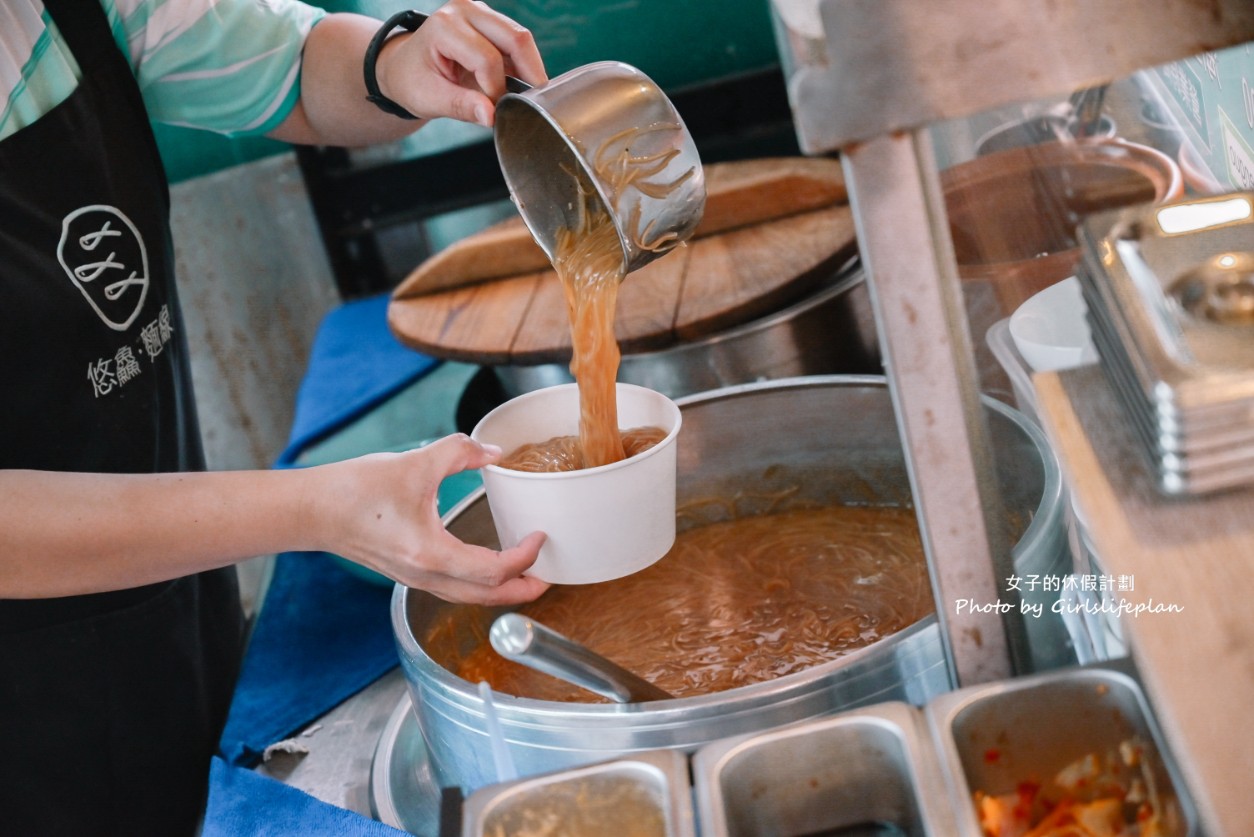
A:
1074;190;1254;495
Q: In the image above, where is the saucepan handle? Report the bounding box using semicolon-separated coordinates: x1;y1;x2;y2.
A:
504;75;533;95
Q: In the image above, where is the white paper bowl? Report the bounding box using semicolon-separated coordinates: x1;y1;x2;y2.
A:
471;383;681;585
1008;276;1099;372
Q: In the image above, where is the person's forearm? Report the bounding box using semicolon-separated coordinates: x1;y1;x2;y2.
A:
2;438;550;605
0;468;326;598
270;13;421;147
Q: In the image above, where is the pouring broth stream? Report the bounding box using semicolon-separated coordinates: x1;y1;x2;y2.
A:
499;195;661;471
499;138;690;472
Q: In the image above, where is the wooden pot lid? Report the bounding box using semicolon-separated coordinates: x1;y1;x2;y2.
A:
388;157;859;366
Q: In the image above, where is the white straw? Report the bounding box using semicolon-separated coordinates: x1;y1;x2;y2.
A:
478;680;518;782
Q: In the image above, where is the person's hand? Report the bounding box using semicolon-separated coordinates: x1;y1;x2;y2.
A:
313;433;550;605
375;0;548;127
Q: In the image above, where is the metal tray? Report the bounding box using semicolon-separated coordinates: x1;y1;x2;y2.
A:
1077;191;1254;493
1077;191;1254;418
926;665;1198;836
369;692;442;836
1082;290;1254;492
1085;282;1254;459
460;749;696;837
691;702;956;837
1081;270;1254;450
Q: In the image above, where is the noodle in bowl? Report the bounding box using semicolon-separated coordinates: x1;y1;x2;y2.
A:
392;376;1071;793
471;382;682;585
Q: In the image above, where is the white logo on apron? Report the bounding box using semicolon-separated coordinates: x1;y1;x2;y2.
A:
57;205;150;331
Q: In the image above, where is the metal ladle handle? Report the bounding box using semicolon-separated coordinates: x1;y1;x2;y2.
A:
489;613;673;703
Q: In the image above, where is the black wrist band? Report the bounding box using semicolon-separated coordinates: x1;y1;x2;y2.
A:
363;10;428;119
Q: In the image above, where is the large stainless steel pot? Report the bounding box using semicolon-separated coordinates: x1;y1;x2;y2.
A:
493;258;879;400
392;376;1070;793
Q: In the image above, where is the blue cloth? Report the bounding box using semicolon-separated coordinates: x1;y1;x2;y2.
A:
216;552;399;766
204;757;408;836
275;293;439;467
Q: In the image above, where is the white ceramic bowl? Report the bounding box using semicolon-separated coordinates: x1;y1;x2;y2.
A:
471;383;681;585
1008;277;1099;372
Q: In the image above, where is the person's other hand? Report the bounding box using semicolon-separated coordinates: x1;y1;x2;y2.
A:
314;433;550;605
375;0;547;127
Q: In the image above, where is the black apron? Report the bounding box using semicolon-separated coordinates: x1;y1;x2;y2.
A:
0;2;244;833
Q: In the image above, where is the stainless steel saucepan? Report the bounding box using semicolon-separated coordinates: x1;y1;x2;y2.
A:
494;61;706;277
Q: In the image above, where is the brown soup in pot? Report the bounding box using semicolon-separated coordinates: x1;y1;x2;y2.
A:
427;503;934;703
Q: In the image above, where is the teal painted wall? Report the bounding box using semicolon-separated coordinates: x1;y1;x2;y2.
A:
154;125;291;184
154;0;780;183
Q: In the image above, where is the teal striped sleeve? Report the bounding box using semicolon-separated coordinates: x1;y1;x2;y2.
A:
120;0;326;137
